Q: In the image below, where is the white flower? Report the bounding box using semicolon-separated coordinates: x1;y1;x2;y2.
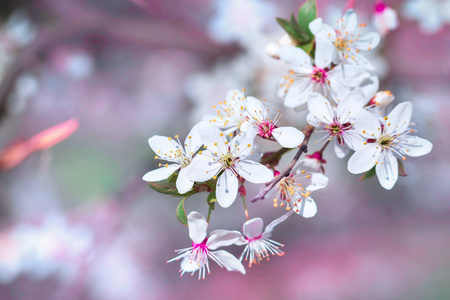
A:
142;123;203;194
367;90;395;120
265;34;297;59
373;2;399;36
271;166;329;218
403;0;450;34
235;212;292;267
309;9;381;70
278;46;369;108
202;89;248;134
242;96;305;148
307;91;367;158
348;102;433;189
167;212;245;279
187;123;273;207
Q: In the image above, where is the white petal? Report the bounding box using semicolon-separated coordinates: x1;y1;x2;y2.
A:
180;255;200;273
399;136;433;157
358;74;379;101
306;93;335;126
226;89;245;103
198;122;228;154
279;46;313;74
272;127;305;148
284;80;314;109
242;218;264;239
176;168;195;194
342;128;367;151
341;9;358;32
142;164;179;182
334;139;351;158
210;250;246;274
314;31;335;68
306;173;329;191
230;128;257;159
245;96;267;122
329;64;368;87
216;170;239;208
187;212;207;244
385;102;413;135
148;135;181;159
347;143;381;174
354;32;381;51
376;151;398;190
308;18;324;35
263;211;293;238
296;197;317;218
337;90;366;116
235;160;274;184
353;109;382;139
187;153;221;182
184;122;203;157
207;230;242;250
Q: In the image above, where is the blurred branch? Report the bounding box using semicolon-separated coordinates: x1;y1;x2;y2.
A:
0;1;239;124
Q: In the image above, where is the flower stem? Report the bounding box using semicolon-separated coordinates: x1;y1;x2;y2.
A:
206;207;212;223
242;194;250;220
319;139;330;154
251;124;314;203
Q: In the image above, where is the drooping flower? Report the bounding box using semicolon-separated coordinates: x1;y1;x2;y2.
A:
187;123;273;207
242;96;305;148
306;91;367;158
303;151;327;173
277;46;370;108
309;9;381;70
271;166;329;218
348;102;433;189
202;89;248;134
373;2;399;36
167;212;245;279
142;123;202;194
366;90;395;120
235;211;293;267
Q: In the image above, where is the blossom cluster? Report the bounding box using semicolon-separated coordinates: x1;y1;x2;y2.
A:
142;0;432;279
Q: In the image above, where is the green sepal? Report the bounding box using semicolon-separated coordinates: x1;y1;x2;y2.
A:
297;0;317;40
176;196;189;226
398;158;408;177
148;173;195;197
359;166;376;180
207;191;217;211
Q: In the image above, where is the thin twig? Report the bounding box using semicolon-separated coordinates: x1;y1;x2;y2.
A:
251;124;314;203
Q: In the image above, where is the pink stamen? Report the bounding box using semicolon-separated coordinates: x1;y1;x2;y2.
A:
257;121;276;139
311;67;328;84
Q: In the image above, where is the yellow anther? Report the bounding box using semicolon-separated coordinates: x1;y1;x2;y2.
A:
220;133;223;136
174;135;179;138
213;175;217;180
247;144;251;147
168;137;172;140
273;199;278;203
229;133;233;137
402;157;406;160
242;88;246;92
165;163;168;168
154;156;158;159
286;207;291;211
384;116;388;120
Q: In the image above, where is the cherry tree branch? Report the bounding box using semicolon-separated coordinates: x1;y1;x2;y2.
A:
251;124;314;203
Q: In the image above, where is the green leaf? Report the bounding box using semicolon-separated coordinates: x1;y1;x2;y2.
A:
359;166;376;180
297;0;317;40
276;17;297;40
176;196;188;226
398;158;408;177
148;173;196;197
207;191;217;211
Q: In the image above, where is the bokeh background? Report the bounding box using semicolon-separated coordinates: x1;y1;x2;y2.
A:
0;0;449;299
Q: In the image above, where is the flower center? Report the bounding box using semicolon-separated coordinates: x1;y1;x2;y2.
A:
192;237;208;252
220;152;236;169
334;37;349;51
311;67;327;84
175;149;190;167
378;134;394;148
324;120;352;145
257;121;276;139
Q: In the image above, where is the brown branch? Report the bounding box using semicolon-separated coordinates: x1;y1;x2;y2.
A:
251;124;314;203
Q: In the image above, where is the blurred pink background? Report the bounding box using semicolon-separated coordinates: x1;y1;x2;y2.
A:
0;0;449;299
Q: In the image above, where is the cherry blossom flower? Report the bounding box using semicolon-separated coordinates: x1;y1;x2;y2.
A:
348;102;433;189
366;90;395;120
235;211;293;267
307;91;366;158
373;2;399;36
142;123;202;194
271;167;329;217
303;151;327;173
309;9;381;70
187;123;273;207
167;212;245;279
242;96;305;148
202;89;248;134
403;0;450;34
277;46;370;108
